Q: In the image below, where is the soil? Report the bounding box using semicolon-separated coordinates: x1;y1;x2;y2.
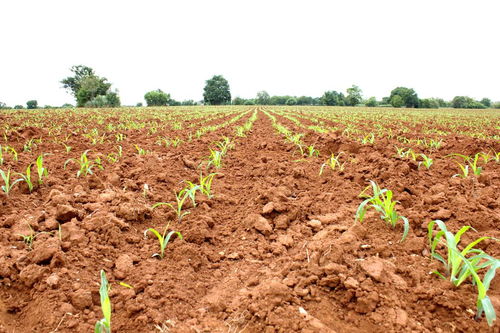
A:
0;107;499;332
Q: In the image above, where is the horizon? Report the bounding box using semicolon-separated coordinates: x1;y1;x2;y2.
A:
1;0;499;106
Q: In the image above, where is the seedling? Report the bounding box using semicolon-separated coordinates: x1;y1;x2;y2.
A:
319;152;345;175
95;270;111;333
134;144;148;155
450;153;482;178
361;133;375;145
198;172;217;198
418;154;433;170
144;224;183;259
152;186;199;223
35;154;49;185
0;168;23;195
207;149;223;169
428;220;499;326
16;164;34;192
64;150;95;177
62;143;72;153
355;180;410;242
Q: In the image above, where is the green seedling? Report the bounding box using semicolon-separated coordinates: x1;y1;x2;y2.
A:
394;146;407;158
418;154;433;170
23;138;35;152
171;138;181;147
7;146;18;162
16;164;34;192
361;133;375;145
450;153;482;178
62;143;72;153
95;270;111;333
319;152;345;175
215;137;232;156
35;154;49;185
0;168;23;195
207;149;223;169
428;220;499;326
306;145;319;158
198;172;218;198
64;149;95;177
355;180;410;242
144;224;183;259
134;144;148;155
152;186;199;223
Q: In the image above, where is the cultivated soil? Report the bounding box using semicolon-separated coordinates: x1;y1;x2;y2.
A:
0;107;499;332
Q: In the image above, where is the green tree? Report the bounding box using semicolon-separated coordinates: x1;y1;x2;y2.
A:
203;75;231;105
0;102;7;109
14;105;24;109
181;100;197;106
390;95;404;108
144;89;171;106
451;96;485;109
26;100;38;109
365;97;378;107
61;65;113;107
286;97;297;105
480;98;491;108
320;91;345;106
419;98;440;109
345;85;362;106
389;87;419;108
256;91;270;105
296;96;314;105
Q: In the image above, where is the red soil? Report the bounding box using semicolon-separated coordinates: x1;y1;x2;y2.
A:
0;107;499;332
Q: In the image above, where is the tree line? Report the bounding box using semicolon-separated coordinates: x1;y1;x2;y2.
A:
1;65;498;109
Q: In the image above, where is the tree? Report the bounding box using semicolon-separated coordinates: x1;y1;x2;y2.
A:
256;91;270;105
389;87;419;108
0;102;7;109
203;75;231;105
345;85;362;106
320;91;345;106
61;65;113;107
26;100;38;109
365;97;378;107
451;96;485;109
390;95;404;108
297;96;314;105
286;97;297;105
14;105;24;109
480;98;491;108
419;98;440;109
181;100;197;106
61;103;74;108
144;89;171;106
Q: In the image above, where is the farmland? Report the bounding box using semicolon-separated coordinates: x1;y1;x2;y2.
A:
0;106;499;332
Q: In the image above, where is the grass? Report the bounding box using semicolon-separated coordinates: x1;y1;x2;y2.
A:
95;270;111;333
428;220;499;326
355;180;410;242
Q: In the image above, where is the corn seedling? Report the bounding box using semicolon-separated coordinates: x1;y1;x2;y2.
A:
207;149;223;169
144;224;183;259
319;152;345;175
171;138;181;147
306;145;319;158
64;149;95;177
23;138;35;152
35;154;49;185
7;146;18;162
198;172;217;198
16;164;34;192
134;144;148;155
450;153;482;178
215;137;232;156
428;220;499;326
394;146;407;158
355;180;410;242
0;145;3;165
361;133;375;145
418;154;433;170
0;169;23;195
95;270;112;333
152;186;199;223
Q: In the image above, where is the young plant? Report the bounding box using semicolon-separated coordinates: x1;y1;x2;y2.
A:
62;143;72;153
16;164;34;192
0;168;23;195
355;180;410;242
144;224;183;259
450;153;482;178
134;144;148;155
418;154;433;170
152;186;199;223
0;145;3;165
361;133;375;145
35;154;49;185
198;172;217;198
306;145;320;158
428;220;499;326
64;150;95;177
95;270;111;333
319;152;345;175
207;149;223;169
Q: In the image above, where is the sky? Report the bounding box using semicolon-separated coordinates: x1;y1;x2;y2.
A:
1;0;499;106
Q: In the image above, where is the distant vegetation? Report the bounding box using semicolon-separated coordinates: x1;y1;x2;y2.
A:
0;65;498;109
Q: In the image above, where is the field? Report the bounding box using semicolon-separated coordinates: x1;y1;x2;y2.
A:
0;106;499;332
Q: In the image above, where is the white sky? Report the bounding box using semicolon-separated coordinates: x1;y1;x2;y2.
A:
1;0;499;106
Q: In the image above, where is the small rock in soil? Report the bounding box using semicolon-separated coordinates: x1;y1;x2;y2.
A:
359;257;385;282
247;214;272;236
55;205;79;222
70;289;93;310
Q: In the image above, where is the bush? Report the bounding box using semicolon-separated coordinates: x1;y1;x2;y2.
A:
144;89;170;106
451;96;486;109
26;100;38;109
390;95;404;108
365;97;378;107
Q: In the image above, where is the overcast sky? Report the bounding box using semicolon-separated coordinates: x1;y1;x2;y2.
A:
1;0;499;106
